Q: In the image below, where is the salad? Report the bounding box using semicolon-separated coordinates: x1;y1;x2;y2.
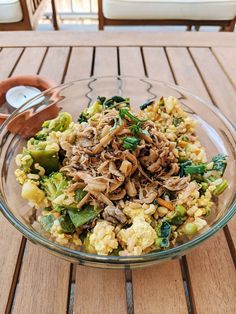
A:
15;96;228;256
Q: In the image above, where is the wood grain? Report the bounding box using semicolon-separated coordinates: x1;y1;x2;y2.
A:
40;47;70;84
212;47;236;89
74;268;127;314
64;47;94;81
189;47;236;122
167;46;236;313
11;46;72;314
0;47;30;314
133;261;188;314
12;47;47;76
187;233;236;314
0;48;23;80
12;245;70;314
143;47;174;82
94;47;118;76
119;47;145;77
0;31;236;47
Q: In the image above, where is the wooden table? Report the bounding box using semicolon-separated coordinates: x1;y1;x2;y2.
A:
0;31;235;314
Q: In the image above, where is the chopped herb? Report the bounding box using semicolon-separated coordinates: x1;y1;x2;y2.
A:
119;108;140;123
182;136;189;142
122;137;140;151
178;160;192;177
103;96;129;108
212;154;227;174
140;100;154;110
173;117;184;127
130;122;142;135
78;111;89;123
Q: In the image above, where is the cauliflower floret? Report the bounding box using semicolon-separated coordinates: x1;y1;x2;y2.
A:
123;202;156;222
90;220;118;255
118;216;157;256
123;202;144;220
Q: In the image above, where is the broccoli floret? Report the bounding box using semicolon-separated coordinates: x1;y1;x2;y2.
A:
46;112;72;132
41;172;68;201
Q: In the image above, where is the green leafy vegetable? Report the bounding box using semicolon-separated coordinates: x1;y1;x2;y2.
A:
103;96;129;108
140;100;154;110
119;108;141;124
178;160;192;177
165;205;187;225
122;137;140;151
75;189;88;203
68;205;100;228
40;214;55;232
129;122;142;135
212;154;227;174
78;111;90;123
41;172;68;201
155;221;171;249
30;149;59;175
58;214;75;233
184;164;206;175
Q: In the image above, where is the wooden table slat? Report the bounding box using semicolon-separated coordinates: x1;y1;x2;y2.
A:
212;47;236;89
1;31;236;47
133;261;188;314
39;47;70;84
11;46;72;314
0;48;24;80
166;46;236;313
64;47;94;81
12;47;47;76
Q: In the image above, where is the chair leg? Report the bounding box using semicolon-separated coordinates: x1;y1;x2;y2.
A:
194;25;200;31
51;0;60;30
220;17;236;32
186;25;192;31
98;0;105;30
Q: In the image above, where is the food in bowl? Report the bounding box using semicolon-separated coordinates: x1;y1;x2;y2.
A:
15;96;228;256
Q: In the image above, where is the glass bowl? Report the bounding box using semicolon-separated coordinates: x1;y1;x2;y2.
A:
0;76;235;269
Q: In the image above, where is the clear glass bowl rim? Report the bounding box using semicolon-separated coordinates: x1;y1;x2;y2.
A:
0;75;235;265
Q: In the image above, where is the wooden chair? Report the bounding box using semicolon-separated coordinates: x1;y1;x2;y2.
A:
98;0;236;31
0;0;59;31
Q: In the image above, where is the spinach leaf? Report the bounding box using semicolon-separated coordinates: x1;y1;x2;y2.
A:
75;189;87;203
68;205;100;228
58;214;75;233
